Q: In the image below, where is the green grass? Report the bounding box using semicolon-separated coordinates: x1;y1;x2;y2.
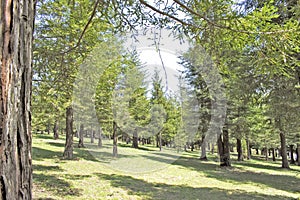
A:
32;134;300;200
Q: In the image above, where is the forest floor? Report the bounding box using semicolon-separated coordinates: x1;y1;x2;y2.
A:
32;134;300;200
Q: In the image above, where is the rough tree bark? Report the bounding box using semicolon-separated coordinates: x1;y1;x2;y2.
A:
237;138;244;161
280;132;289;169
53;121;59;139
78;124;85;148
0;1;35;199
63;107;74;159
112;121;117;157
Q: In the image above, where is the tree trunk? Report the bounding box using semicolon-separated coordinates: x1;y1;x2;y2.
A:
63;107;74;159
98;127;102;147
271;148;276;161
246;139;251;160
91;130;94;144
279;132;289;169
53;121;59;139
290;145;295;164
78;124;85;148
159;131;162;151
112;122;117;157
265;147;268;161
211;143;214;154
237;138;244;161
255;148;259;155
200;135;207;160
132;129;138;148
297;143;300;166
217;129;231;167
0;1;35;198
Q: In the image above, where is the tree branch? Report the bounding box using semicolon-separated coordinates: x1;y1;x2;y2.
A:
61;0;102;54
140;0;297;35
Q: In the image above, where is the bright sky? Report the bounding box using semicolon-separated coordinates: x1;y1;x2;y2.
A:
137;48;185;94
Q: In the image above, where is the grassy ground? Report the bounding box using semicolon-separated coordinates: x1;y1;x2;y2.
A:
32;134;300;200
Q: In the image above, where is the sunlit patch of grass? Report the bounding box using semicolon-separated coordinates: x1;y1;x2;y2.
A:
32;134;300;200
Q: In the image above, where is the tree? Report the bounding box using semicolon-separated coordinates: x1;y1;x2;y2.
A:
0;1;35;199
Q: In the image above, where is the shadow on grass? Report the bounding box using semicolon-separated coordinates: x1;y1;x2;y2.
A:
95;173;291;200
47;142;65;148
202;165;300;194
33;164;61;172
143;154;300;196
32;147;61;161
33;173;83;197
118;143;157;151
85;150;137;163
235;161;300;173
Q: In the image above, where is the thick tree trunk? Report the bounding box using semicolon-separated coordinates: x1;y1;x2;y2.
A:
217;129;231;167
290;145;295;164
98;127;102;147
200;135;207;160
63;107;74;159
246;139;251;160
237;138;244;161
0;1;35;199
132;129;138;148
53;121;59;139
297;144;300;166
279;132;289;169
78;124;85;148
112;122;117;157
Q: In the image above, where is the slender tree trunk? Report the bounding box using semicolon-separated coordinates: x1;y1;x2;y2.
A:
271;148;276;161
53;121;59;139
265;147;269;161
63;107;74;159
211;143;215;154
132;129;138;148
159;131;162;151
237;138;244;161
112;122;118;157
47;123;50;134
0;1;35;198
278;148;282;158
280;132;289;169
255;148;259;155
78;124;85;148
246;139;251;160
200;135;207;160
297;143;300;166
91;130;95;144
290;145;295;164
98;127;102;147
